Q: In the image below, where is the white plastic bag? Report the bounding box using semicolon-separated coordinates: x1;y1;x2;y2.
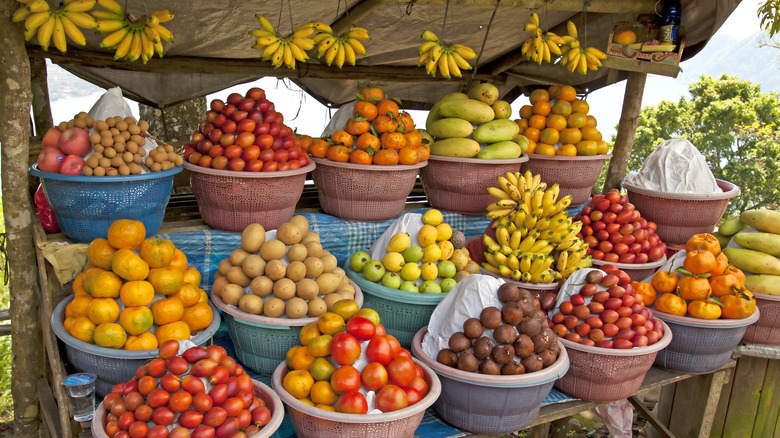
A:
623;138;720;194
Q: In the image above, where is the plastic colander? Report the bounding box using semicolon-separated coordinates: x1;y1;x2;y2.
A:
411;327;569;434
742;292;780;345
184;161;314;232
419;155;528;215
51;295;221;397
521;153;611;207
29;165;181;243
311;158;427;222
554;321;672;402
271;359;440;438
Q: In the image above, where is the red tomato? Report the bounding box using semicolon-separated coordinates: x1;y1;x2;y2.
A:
274;149;289;163
269;123;281;138
150;407;175;426
366;336;393;365
330;333;361;365
298;154;310;167
335;391;368;414
227;158;246;172
258;148;275;163
385;335;402;358
360;362;388;391
264;112;278;124
146;425;171;438
403;386;422;406
123;391;144;411
407;375;428;397
261;161;278;172
208;145;224;158
288;160;300;170
241;145;260;161
330;365;361;395
104;420;120;437
223;145;242;160
386;356;416;387
375;384;408;412
346;316;376;341
127;421;148;438
277;161;291;171
103;392;122;410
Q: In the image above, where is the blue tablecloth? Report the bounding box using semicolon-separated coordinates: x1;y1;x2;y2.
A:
155;210;577;437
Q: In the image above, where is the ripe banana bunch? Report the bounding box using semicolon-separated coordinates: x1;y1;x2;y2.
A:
316;26;370;68
417;30;477;79
520;13;568;65
92;0;174;63
13;0;98;52
481;170;591;282
250;16;324;69
554;20;606;74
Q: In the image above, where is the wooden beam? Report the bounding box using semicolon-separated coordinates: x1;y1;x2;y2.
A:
37;378;63;438
331;0;387;35
0;1;42;436
603;70;646;192
394;0;656;13
30;47;505;85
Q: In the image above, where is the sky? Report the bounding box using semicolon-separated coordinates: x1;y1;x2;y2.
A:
50;0;768;140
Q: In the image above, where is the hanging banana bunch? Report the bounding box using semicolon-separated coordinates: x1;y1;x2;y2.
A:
558;20;607;75
416;30;477;79
13;0;98;53
91;0;174;63
314;25;370;68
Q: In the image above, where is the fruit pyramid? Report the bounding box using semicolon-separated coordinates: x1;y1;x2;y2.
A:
482;170;590;283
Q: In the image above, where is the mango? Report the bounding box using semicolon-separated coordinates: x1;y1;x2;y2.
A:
717;215;748;236
722;247;780;275
745;275;780;296
513;134;530;154
426;118;474;138
740;209;780;234
430;138;481;158
438;98;495;124
711;231;731;250
733;232;780;256
473;119;520;143
426;93;469;126
467;83;499;105
476;141;522;159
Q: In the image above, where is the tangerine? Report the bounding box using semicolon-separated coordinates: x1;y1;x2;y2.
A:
310;381;339;405
283;370;315;399
69;316;97;343
539;128;560;145
404;129;422;149
345;118;370;136
326;145;350;162
721;291;756;319
309;139;329;158
354;101;378;121
171;284;202;307
380;132;407;150
358;86;384;102
556;144;577;156
356;132;380;151
70;296;93;318
529;89;550;104
289;345;316;370
399;112;415;133
307;334;333;357
375;100;400;119
551;100;572;116
119;280;155;307
519;105;533;119
528;115;547;131
87;298;120;325
652;270;678;294
373;148;399;165
107;219;146;250
169;248;188;271
547;85;561;98
330;130;354;148
93;322;127;349
556;85;577;102
678;276;711;301
685;233;721;255
372;115;398;134
317;312;345;335
576;140;598;156
155;321;191;344
349;149;373;165
580;126;602;141
139;238;176;269
309;357;336;381
683;250;717;275
532;101;551;116
654;292;687;316
571;99;590;115
710;274;740;297
596;140;610;155
111;249;150;282
687;299;722;320
559;128;582;144
151;297;185;325
119;306;154;335
83;267;123;298
709;252;729;277
87;238;117;270
124;332;158;350
566;112;587;129
546;114;567;131
147;266;184;296
399;147;420;165
524;127;540;143
584;115;598;127
181;267;201;286
180;302;214;332
535;143;557;155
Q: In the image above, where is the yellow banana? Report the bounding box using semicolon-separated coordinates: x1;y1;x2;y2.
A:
113;28;133;58
494;250;509;265
36;15;56;50
151;9;173;23
517;235;536;252
418;50;430;66
25;11;51;32
486;208;513;219
12;6;31;22
496;226;510;247
528;239;551;253
292;37;314;51
312;33;331;44
65;11;97;29
289;41;308;62
345;37;366;55
312;21;333;34
511;269;523;281
530;12;539;27
128;29;142;61
513;211;527;229
27;0;50;13
292;23;314;38
250;29;275;39
343;42;356;66
507;254;520;271
430;44;443;62
96;0;124;15
524;23;537;33
282;42;294;68
347;27;369;40
487;186;511;201
534;217;551;232
64;0;96;12
257;39;281;59
270;44;285;68
418;41;437;55
421;30;438;42
521;37;534;58
450;51;472;70
324;40;340;65
524;214;538;230
481;263;500;274
52;15;67;52
100;26;128;47
483;252;500;268
498;264;513;278
521;271;533;282
483;234;500;252
510;229;523;250
531;189;544;212
151;23;173;42
61;15;87;46
453;43;476;59
447;51;461;77
546;31;565;45
567;21;578;38
255;34;278;46
577;50;588;74
557;251;569;272
588;46;606;59
140;31;154;62
317;36;336;57
335;41;346;68
256;14;275;33
143;24;159;43
425;57;437;76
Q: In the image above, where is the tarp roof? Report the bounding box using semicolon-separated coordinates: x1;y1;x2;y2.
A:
35;0;740;109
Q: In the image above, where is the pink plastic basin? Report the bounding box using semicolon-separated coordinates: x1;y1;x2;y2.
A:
743;292;780;345
521;153;611;207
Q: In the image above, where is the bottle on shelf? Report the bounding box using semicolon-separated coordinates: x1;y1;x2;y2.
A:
658;0;682;45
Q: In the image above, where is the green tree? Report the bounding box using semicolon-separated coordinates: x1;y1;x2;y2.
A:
626;74;780;217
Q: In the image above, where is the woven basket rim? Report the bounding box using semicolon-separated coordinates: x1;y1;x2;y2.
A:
312;156;427;171
427;154;529;165
621;178;740;201
51;295;221;358
272;358;441;423
591;255;668;271
30;163;182;182
752;291;780;302
526;152;612;161
653;306;760;328
344;265;448;305
411;327;570;387
559;320;673;356
183;160;315;178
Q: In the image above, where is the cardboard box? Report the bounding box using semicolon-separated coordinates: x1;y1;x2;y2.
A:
606;20;686;68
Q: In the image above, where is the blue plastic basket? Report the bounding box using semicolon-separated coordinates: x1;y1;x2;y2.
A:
29;164;181;243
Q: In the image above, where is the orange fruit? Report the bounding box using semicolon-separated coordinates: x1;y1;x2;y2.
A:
614;30;637;45
286;346;301;368
547;85;561;98
169;249;188;272
73;285;90;298
528;115;547;131
289;345;316;371
181;267;202;287
683;250;717;275
556;144;577;156
654;293;687;316
571;99;590;115
525;139;537;154
151;297;184;325
309;357;336;381
725;265;747;287
69;316;97;343
584;115;598;127
376;100;400;119
630;281;658;306
652;271;679;294
310;381;339;405
532;101;551;116
181;302;214;332
317;312;345;335
535;143;557;156
524;127;540;143
709;274;740;297
709;252;729;277
567;112;587;129
404;129;423;149
345;118;370;136
576;140;598;156
147;267;184;296
119;280;155;307
63;316;75;331
307;334;333;357
678;276;712;301
87;238;117;270
546;114;567;131
198;290;208;304
358;86;384;102
300;322;322;345
139;238;176;269
83;267;123;298
70;296;93;318
398;147;420;165
551;100;572;116
171;284;201;308
721;291;756;319
119;306;154;335
107;219;146;251
519;105;533;119
686;233;722;255
556;85;577;102
687;299;722;320
332;300;360;321
111;249;150;282
283;370;315;399
155;321;191;344
93;322;127;349
87;298;120;325
539;128;560;145
330;130;354;148
529;89;550;104
580;126;602;141
354;101;378;121
124;332;158;351
560;128;583;144
596;140;610;155
515;119;529;131
72;272;84;292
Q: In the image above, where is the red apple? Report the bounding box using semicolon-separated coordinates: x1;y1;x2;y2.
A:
42;127;62;148
58;127;91;156
60;155;85;175
37;147;65;173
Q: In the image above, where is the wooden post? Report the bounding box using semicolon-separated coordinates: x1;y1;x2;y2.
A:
603;71;647;193
0;1;42;436
30;56;53;136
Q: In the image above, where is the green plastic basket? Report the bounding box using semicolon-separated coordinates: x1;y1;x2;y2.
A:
344;265;446;348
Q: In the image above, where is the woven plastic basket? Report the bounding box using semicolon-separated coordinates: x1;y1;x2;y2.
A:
211;280;363;376
411;327;569;434
520;153;611;207
311;157;427;222
622;179;740;246
271;359;440;438
742;292;780;345
344;265;445;348
91;379;283;437
554;321;672;402
51;296;221;397
29;165;181;243
184;161;314;232
591;255;667;282
419;155;529;215
652;308;760;374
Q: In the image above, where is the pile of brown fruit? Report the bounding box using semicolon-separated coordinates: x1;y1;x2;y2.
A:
436;283;560;375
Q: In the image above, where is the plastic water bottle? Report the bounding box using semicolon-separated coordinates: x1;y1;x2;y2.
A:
659;0;681;45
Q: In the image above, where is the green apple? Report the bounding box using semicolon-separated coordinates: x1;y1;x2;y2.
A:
363;260;386;282
399;281;419;293
420;280;442;294
381;272;403;289
437;260;457;278
349;251;371;272
402;245;424;263
440;277;457;293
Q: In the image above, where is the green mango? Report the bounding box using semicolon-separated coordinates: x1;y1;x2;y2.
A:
711;232;731;250
426;118;474;138
733;232;780;256
740;209;780;234
473;119;520;143
426;93;469;126
717;216;748;236
722;247;780;275
476;141;522;159
430;138;481;158
438;98;495;124
745;275;780;296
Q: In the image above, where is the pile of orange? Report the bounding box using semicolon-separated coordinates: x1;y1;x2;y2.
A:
302;86;429;165
514;85;610;156
641;233;756;320
63;219;214;350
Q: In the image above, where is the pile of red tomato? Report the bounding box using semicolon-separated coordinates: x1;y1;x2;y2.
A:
182;87;310;172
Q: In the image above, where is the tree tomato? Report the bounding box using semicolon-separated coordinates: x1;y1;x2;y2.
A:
191;425;217;438
262;161;278;172
387;356;416;387
150;407;174;426
277;161;290;171
160;373;181;393
204;406;227;427
335;391;368;414
360;362;388;391
251;406;271;426
169;391;193;412
146;389;170;409
330;332;361;365
375;384;408;412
